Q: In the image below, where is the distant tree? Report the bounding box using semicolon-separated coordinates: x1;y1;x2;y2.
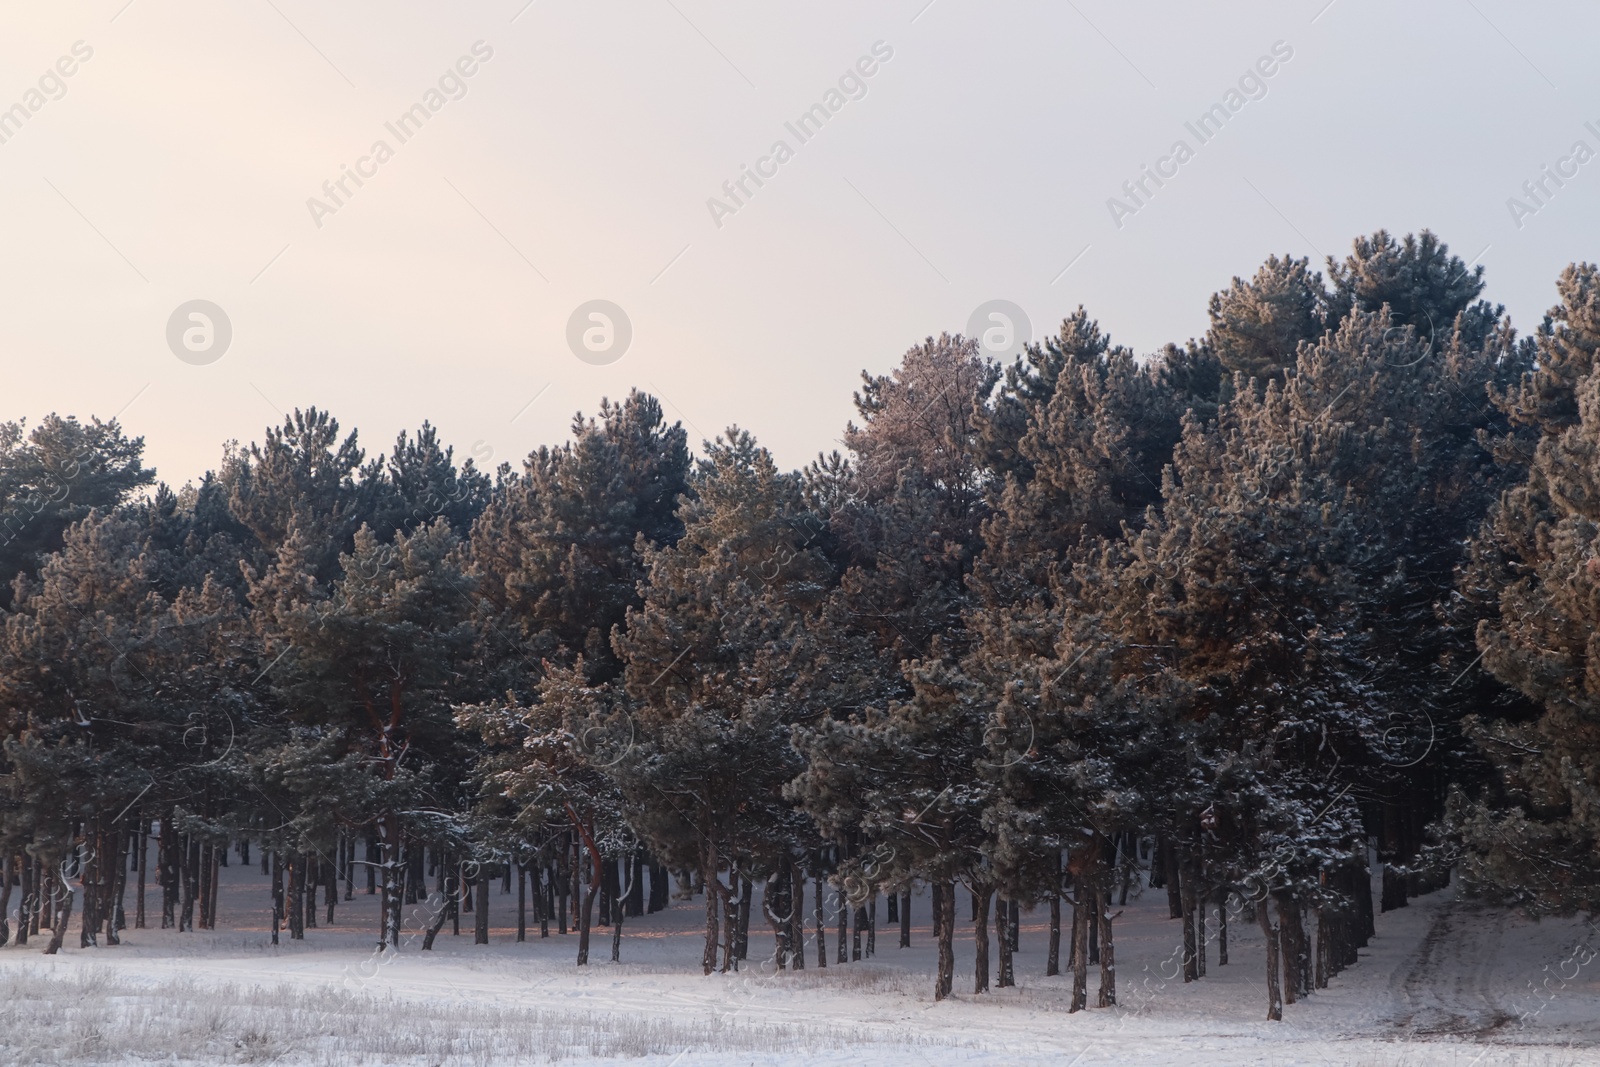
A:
1206;254;1327;387
470;391;689;692
1326;229;1499;345
374;422;492;539
457;393;690;962
249;520;476;947
220;408;377;583
610;430;828;974
0;415;154;607
0;514;176;948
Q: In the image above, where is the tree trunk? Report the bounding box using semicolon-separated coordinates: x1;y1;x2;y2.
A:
934;880;955;1001
1279;896;1299;1006
577;864;598;965
899;890;911;949
701;845;720;976
134;822;148;929
1260;894;1283;1020
721;877;736;973
377;815;401;950
305;851;319;929
1097;878;1116;1007
1291;897;1311;997
611;853;633;961
1048;881;1062;976
1316;904;1328;990
300;850;314;931
107;828;129;944
1162;837;1182;919
1087;884;1099;965
517;863;527;942
196;842;211;931
44;863;73;955
996;893;1014;988
627;851;645;918
552;856;564;936
324;854;336;925
648;861;668;913
159;815;179;930
16;853;30;946
288;853;305;940
540;863;552;938
598;852;615;927
1217;889;1229;966
79;833;99;948
736;873;753;962
814;873;826;968
421;885;450;950
611;890;624;963
1356;852;1376;946
422;863;456;950
837;884;848;964
852;899;865;961
1070;874;1089;1012
475;871;490;945
789;861;805;970
973;884;992;994
763;870;790;969
1180;854;1198;982
0;854;13;947
270;851;282;946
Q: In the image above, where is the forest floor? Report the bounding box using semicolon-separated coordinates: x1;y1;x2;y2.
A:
2;860;1599;1066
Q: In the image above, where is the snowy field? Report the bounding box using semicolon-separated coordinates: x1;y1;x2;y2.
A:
3;862;1599;1067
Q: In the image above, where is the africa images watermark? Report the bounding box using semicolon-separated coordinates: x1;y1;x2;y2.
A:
1106;40;1295;229
705;40;895;229
0;40;95;147
306;41;495;229
1505;121;1600;230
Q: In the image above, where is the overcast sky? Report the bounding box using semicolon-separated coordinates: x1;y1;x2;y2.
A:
4;0;1597;482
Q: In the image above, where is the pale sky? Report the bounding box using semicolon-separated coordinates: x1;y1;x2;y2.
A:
3;0;1597;483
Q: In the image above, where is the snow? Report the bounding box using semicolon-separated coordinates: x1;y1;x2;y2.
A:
4;861;1599;1066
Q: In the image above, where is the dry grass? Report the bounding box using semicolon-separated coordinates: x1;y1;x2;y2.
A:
1353;1055;1586;1067
0;966;953;1065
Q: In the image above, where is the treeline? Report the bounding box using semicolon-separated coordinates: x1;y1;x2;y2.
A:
2;231;1598;1020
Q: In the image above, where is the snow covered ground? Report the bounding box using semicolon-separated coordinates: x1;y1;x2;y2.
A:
4;860;1599;1066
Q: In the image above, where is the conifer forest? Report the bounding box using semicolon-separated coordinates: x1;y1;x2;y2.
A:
7;230;1600;1055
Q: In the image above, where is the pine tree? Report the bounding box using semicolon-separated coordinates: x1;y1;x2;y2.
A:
1326;229;1498;344
470;392;689;692
0;415;154;607
220;408;377;584
610;429;828;974
457;392;689;961
963;311;1184;1008
1458;262;1600;912
1206;254;1327;386
0;513;174;948
250;520;476;947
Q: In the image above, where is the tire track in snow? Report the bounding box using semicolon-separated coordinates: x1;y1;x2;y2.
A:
1387;897;1515;1040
